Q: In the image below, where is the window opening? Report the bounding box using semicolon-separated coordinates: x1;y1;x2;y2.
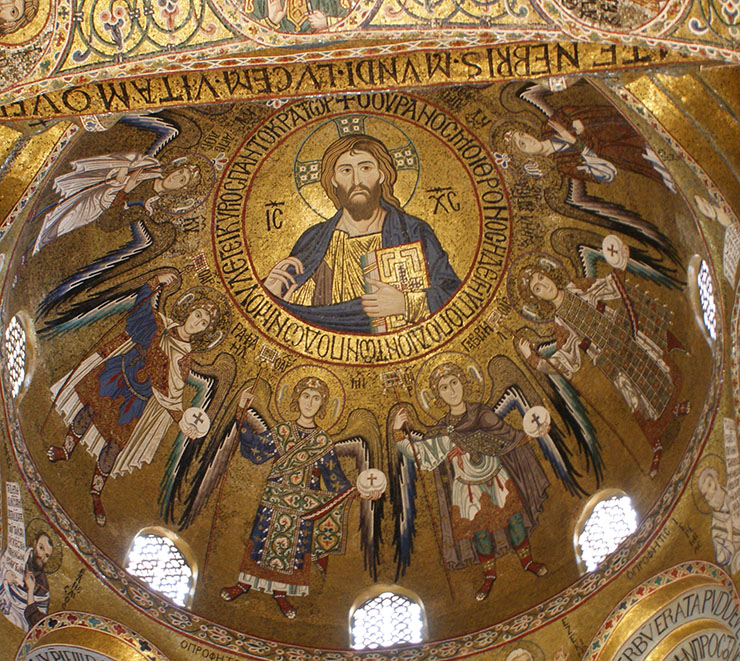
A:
350;590;424;650
577;494;637;572
697;260;717;341
125;532;194;607
4;316;26;397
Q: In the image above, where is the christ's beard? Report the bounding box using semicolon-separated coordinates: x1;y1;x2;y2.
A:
337;184;382;221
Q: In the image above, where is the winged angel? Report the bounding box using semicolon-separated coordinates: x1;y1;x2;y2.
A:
34;112;213;335
512;230;690;480
46;269;235;528
502;80;683;271
387;353;591;602
176;369;384;619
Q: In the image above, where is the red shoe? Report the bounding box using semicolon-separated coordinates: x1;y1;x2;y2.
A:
273;591;296;619
47;446;67;462
475;574;496;601
515;540;547;576
91;493;107;527
523;560;548;576
220;582;251;602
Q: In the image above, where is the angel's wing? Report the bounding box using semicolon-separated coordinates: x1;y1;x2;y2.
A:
385;402;425;581
551;227;684;290
519;341;604;486
517;81;555;117
333;409;384;581
175;377;274;529
37;268;179;343
488;355;590;496
551;178;680;265
158;352;236;525
36;218;177;326
118;112;180;157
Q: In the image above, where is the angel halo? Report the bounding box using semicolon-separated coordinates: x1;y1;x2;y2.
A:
170;286;231;352
275;364;346;431
507;251;570;324
414;351;486;420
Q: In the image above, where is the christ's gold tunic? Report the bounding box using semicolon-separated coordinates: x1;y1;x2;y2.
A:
291;230;382;305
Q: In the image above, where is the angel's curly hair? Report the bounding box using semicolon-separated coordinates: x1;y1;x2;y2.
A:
428;362;472;407
0;0;38;35
289;376;330;420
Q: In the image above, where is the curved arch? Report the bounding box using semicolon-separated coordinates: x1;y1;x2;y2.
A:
348;584;426;650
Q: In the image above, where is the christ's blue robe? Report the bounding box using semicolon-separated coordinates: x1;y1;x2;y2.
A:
279;199;461;332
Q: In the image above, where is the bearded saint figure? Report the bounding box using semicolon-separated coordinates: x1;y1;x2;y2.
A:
698;466;740;574
262;133;461;333
0;532;53;631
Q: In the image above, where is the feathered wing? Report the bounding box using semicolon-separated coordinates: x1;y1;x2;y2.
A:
551;227;684;290
36;112;181;322
37;268;178;341
517;81;556;117
513;80;680;265
519;340;604;486
385;402;425;581
333;409;385;581
487;355;590;496
118;112;180;157
158;352;236;525
36;218;177;326
551;178;680;265
175;378;274;529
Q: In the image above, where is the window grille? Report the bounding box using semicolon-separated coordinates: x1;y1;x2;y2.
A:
126;532;193;607
697;260;717;340
350;590;424;650
577;495;637;572
4;316;26;397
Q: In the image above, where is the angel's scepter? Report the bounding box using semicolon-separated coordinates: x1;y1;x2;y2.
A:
383;370;456;599
202;343;278;573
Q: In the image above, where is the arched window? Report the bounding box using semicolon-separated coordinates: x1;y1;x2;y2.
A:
687;254;718;344
697;260;717;341
4;315;27;397
125;528;196;608
350;586;425;650
575;490;638;573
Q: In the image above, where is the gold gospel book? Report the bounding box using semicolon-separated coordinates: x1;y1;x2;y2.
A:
361;241;429;334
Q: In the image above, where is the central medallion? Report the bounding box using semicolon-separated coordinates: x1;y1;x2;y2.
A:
211;95;512;365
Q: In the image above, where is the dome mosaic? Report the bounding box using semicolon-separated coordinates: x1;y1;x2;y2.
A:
1;1;740;655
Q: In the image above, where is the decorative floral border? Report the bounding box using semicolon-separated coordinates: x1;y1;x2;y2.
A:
584;561;738;659
0;84;725;659
17;610;170;661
